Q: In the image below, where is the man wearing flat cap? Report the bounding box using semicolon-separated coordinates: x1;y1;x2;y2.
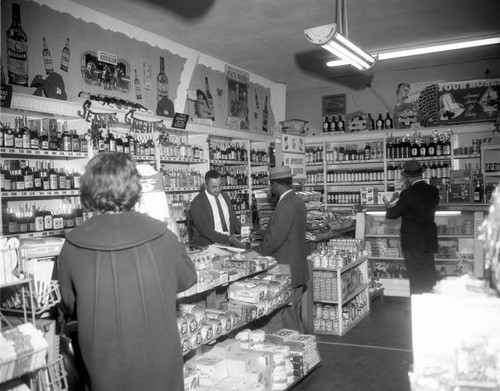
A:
250;165;308;332
384;160;440;295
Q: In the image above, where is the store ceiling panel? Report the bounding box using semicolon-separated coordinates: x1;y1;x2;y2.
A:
72;0;500;91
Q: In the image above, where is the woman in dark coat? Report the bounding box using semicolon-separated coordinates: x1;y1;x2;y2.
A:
58;152;197;391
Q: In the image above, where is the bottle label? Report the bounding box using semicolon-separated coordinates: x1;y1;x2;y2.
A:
73;176;81;189
7;38;28;86
428;146;435;155
22;134;30;149
5;133;14;147
53;217;64;230
9;221;19;234
35;216;44;231
24;174;33;189
44;215;53;230
75;216;83;226
3;179;11;191
34;177;42;188
49;174;58;189
31;139;39;149
15;136;23;148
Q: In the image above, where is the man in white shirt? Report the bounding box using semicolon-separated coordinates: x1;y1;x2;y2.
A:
190;170;243;248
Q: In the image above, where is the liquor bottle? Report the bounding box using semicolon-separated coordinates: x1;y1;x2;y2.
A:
443;138;451;156
72;168;81;189
322;116;329;133
33;204;44;232
30;125;39;150
14;118;24;149
80;133;88;153
367;113;375;130
427;137;436;156
336;115;344;132
116;134;124;153
41;161;50;190
364;143;371;160
436;138;443;156
262;96;269;132
134;69;142;100
20;116;30;150
71;129;80;152
58;168;67;190
157;56;169;102
419;137;427;158
61;122;72;151
60;38;70;72
385;112;393;129
376;113;384;130
53;208;64;230
43;207;53;230
4;122;15;148
7;3;28;86
48;162;58;190
411;138;419;157
107;128;116;152
22;163;33;190
42;37;53;74
474;181;483;203
33;161;42;190
205;77;215;121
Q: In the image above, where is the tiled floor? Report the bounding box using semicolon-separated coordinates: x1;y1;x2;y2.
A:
295;296;414;391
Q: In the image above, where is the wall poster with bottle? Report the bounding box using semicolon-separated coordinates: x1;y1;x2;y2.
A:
226;65;250;131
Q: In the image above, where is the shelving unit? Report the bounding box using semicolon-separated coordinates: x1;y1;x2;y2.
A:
313;255;370;336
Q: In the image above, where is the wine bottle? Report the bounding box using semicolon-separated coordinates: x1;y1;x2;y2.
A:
42;37;53;74
134;69;142;100
337;115;345;132
262;96;269;132
4;122;15;148
7;3;28;86
376;113;384;130
367;113;375;130
60;38;70;72
474;181;483;203
322;116;329;133
205;77;215;121
157;56;169;102
385;112;393;129
61;122;72;152
72;129;80;152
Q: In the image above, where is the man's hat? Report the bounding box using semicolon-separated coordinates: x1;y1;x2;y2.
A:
269;165;295;180
401;160;425;177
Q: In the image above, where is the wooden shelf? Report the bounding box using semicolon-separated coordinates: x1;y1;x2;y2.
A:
160;158;207;164
0;147;89;159
2;189;80;198
314;255;368;274
211;160;247;165
3;229;70;239
325;159;384;165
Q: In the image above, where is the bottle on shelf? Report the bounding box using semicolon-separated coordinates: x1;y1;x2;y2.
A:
367;113;375;130
336;115;345;132
71;129;80;152
322;116;330;133
443;137;451;156
375;113;384;130
262;96;269;132
157;56;169;102
474;181;483;203
419;136;427;158
61;121;72;152
384;112;393;129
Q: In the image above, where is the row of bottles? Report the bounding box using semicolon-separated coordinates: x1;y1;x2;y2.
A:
250;148;269;164
94;127;155;156
217;167;249;186
159;135;204;160
326;168;384;183
1;117;88;153
162;168;204;189
322;115;346;133
251;172;269;186
306;169;324;184
1;160;82;192
1;198;94;235
305;146;324;163
209;142;248;162
387;161;451;181
326;142;384;162
327;192;361;205
386;135;451;159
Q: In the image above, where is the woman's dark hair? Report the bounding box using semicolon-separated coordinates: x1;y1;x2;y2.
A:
81;152;141;212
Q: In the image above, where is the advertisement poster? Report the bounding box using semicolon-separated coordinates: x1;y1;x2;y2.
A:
226;65;250;130
437;79;500;125
282;153;306;181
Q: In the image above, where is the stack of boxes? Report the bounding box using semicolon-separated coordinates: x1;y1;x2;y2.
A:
183;329;321;391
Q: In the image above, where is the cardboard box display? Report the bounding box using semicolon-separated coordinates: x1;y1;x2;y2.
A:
204;339;241;359
196;356;228;386
225;350;262;373
360;187;377;204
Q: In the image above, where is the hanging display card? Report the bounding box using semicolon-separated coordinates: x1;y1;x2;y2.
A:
171;113;189;129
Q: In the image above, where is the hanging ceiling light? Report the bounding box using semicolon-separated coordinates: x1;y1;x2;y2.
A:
304;0;375;71
326;35;500;67
304;23;376;71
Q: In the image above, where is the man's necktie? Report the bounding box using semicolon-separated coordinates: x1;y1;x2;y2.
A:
215;196;229;232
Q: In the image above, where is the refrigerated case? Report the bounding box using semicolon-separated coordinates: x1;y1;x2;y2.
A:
356;204;488;297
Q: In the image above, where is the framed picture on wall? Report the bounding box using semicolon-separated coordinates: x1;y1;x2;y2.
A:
322;94;346;116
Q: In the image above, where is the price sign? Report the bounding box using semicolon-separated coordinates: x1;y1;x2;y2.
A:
171;113;189;130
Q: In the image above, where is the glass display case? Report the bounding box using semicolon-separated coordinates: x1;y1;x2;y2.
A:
358;207;487;297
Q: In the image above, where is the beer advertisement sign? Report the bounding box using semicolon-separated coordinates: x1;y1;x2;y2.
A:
437;79;500;125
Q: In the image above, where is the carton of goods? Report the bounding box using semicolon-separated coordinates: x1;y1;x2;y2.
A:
284;334;316;351
234;364;273;391
209;377;266;391
226;350;262;374
196;356;228;386
220;302;259;323
228;281;268;303
204;339;241;359
361;187;377;205
242;348;274;368
179;304;206;329
264;329;299;345
204;319;223;338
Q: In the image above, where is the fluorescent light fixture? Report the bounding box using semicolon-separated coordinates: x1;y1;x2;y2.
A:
326;35;500;67
305;23;376;71
435;211;462;216
365;210;461;216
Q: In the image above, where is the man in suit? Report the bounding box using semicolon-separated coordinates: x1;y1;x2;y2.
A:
384;160;440;295
190;170;243;248
247;165;308;332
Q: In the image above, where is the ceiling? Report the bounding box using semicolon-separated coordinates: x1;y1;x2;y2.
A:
72;0;500;92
